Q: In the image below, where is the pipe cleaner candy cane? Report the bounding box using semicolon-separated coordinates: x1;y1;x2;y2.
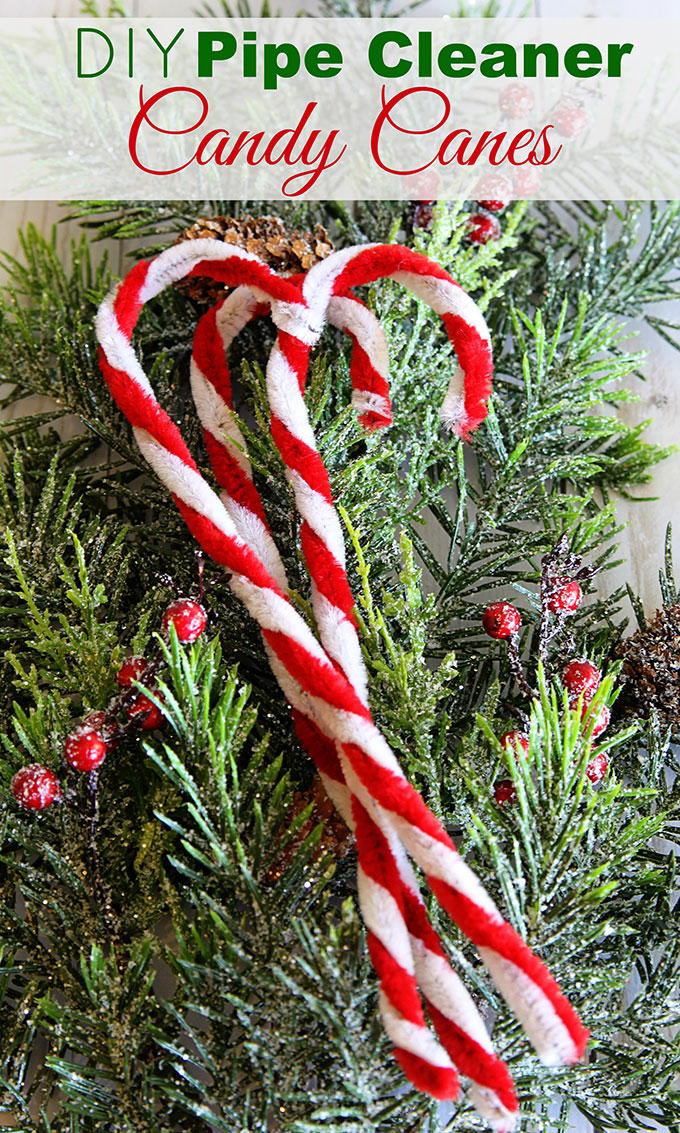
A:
190;286;518;1127
247;245;588;1064
96;238;588;1130
192;255;588;1120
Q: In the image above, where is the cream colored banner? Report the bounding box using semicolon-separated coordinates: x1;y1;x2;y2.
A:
0;17;677;199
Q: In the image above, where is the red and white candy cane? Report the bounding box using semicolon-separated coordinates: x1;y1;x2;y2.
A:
96;239;588;1125
192;249;587;1108
191;287;518;1128
268;245;586;1065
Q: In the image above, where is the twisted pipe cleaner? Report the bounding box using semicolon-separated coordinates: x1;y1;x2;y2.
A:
96;238;588;1130
254;243;588;1065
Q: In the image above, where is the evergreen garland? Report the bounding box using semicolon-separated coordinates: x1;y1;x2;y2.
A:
0;197;679;1132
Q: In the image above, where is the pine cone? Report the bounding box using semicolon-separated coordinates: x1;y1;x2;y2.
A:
174;215;334;304
265;775;354;884
613;601;680;731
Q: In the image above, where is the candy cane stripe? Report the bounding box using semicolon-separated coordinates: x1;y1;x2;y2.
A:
269;418;334;504
478;952;584;1067
359;877;416;981
214;286;267;343
112;259;150;335
329;294;391;366
266;347;320;449
200;430;263;517
383;1001;458;1072
170;501;281;595
259;629;367;718
327;294;392;429
427;1006;517;1104
140;240;299;305
191;369;250;470
294;488;347;566
391;1049;459;1102
367;932;425;1022
301;243;382;317
392;271;491;339
354;790;457;1094
312;592;368;702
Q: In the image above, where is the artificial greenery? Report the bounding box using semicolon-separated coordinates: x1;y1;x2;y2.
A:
0;195;679;1133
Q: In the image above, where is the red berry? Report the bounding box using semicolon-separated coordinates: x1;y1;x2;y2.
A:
64;728;107;772
547;578;583;615
586;750;609;783
413;203;434;231
467;213;501;245
116;655;151;688
482;602;521;639
511;165;542;196
128;694;165;732
82;710;121;751
162;599;207;644
581;702;610;739
563;659;601;702
477;200;507;215
475;173;512;212
501;731;529;762
83;710;107;729
12;765;61;810
494;779;517;807
499;82;535;119
553;101;588;139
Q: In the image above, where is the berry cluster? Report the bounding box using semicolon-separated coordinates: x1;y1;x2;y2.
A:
465;82;551;244
407;170;439;234
467;173;512;246
498;80;589;141
466;164;542;246
467;83;590;249
492;657;608;807
499;81;535;120
411;84;590;242
10;598;207;811
408;171;511;243
480;536;610;806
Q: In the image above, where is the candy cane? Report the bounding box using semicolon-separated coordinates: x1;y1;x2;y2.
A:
96;239;588;1125
195;244;585;1091
98;243;461;1102
190;286;518;1128
262;244;586;1065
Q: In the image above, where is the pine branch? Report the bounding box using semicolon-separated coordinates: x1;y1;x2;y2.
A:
1;199;679;1130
